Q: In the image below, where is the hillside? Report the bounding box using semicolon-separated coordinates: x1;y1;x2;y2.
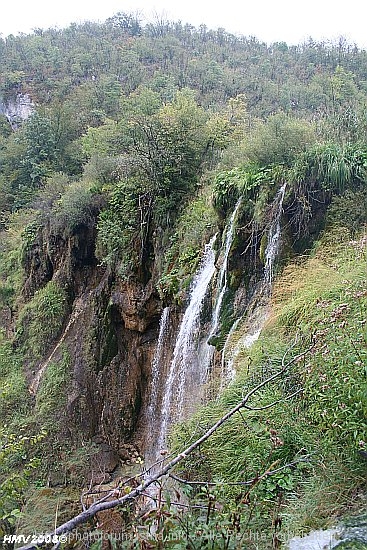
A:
0;14;366;550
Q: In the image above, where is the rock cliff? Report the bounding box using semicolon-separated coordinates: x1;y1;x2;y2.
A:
23;218;164;468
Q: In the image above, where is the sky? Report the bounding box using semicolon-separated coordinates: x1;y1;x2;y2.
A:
1;0;366;49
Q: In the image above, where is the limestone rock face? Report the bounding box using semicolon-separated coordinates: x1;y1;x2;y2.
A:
110;279;160;332
23;219;162;458
0;92;34;127
22;221;101;299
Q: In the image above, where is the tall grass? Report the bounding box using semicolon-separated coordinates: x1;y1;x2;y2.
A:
170;223;367;539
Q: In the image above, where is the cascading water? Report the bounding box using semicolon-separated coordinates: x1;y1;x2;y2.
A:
221;183;287;385
264;183;287;289
220;307;268;387
220;317;241;387
156;235;217;454
208;198;242;341
199;199;242;376
145;307;170;463
147;184;285;457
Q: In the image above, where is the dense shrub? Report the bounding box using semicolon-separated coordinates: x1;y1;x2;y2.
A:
16;281;69;364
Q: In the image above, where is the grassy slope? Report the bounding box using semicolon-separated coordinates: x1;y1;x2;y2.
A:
171;223;367;546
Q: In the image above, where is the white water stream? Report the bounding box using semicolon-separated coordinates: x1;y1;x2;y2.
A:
147;308;170;419
208;198;242;342
155;235;217;453
264;182;287;288
199;199;242;379
144;306;171;465
221;183;287;384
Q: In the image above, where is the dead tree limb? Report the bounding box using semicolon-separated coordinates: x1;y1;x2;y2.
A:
169;453;313;487
18;342;313;550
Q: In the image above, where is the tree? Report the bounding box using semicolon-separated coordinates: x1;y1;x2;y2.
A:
106;11;143;36
244;112;316;166
21;112;57;184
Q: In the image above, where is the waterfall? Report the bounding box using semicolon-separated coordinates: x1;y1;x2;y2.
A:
220;307;268;387
199;199;242;376
147;308;170;428
208;199;241;343
220;317;241;386
264;183;287;289
156;235;217;453
145;306;170;464
221;183;286;385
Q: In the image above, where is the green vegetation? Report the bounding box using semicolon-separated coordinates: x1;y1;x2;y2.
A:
243;112;316;166
0;337;28;420
16;280;69;364
158;189;218;299
167;219;366;545
0;12;366;549
34;353;71;428
288;143;367;237
51;180;99;233
0;428;45;540
0;209;36;308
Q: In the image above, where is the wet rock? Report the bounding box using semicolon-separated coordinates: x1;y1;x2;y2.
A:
90;443;120;474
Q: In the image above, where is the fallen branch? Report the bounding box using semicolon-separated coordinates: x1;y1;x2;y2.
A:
18;340;313;550
169;453;313;487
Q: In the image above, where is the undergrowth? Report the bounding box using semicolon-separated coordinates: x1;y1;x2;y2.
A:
158;188;218;301
167;222;367;546
15;280;69;366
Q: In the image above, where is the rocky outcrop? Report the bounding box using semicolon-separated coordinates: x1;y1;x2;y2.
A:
23;219;163;463
110;279;160;332
0;92;34;128
22;221;101;299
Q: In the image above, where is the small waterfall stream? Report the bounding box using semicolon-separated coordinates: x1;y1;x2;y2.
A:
208;198;242;342
199;199;242;378
147;307;170;421
155;235;217;453
145;307;170;463
264;183;287;289
221;306;268;387
221;183;287;384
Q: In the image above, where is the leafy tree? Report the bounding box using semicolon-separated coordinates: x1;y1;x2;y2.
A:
21;112;57;184
106;11;143;36
244;112;316;166
0;115;12;139
0;132;31;211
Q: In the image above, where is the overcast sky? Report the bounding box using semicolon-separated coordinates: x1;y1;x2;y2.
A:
1;0;366;49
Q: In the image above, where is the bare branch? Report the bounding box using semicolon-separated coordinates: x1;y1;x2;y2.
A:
18;339;313;550
169;454;313;487
140;492;208;510
242;388;303;411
